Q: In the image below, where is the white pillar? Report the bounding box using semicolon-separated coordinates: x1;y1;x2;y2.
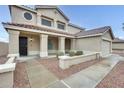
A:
40;34;48;57
8;30;20;57
58;37;65;53
71;39;76;50
37;12;41;26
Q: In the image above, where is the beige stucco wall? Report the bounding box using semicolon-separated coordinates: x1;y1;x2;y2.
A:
0;42;8;56
10;5;86;35
37;9;68;24
20;32;40;56
76;36;101;52
67;25;84;34
11;6;37;25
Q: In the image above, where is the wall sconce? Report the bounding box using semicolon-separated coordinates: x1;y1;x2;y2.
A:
30;37;33;42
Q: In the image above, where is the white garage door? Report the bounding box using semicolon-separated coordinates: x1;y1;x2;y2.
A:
101;40;111;57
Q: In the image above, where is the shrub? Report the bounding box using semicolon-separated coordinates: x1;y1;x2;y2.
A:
56;51;64;58
69;51;76;56
75;51;83;56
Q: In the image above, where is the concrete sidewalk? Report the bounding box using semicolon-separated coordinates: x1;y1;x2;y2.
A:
25;59;58;88
48;54;124;88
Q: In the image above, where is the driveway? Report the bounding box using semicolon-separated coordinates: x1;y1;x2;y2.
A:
48;54;124;88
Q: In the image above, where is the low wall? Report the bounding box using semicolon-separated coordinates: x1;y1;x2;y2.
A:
0;57;16;88
0;42;8;57
59;52;100;69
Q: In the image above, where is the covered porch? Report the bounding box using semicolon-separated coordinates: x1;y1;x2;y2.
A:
8;30;75;58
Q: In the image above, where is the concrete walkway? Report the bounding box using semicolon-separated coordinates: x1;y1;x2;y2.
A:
25;59;58;88
48;54;124;88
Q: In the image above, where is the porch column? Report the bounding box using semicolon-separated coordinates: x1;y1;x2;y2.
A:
37;12;41;26
71;38;76;50
40;34;48;57
8;30;20;57
58;37;65;53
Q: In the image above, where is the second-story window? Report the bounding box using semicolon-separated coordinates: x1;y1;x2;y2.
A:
57;22;65;30
41;17;52;27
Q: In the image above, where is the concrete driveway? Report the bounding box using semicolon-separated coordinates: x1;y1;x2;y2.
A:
48;54;124;88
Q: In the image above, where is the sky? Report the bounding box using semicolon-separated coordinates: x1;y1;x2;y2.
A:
0;5;124;42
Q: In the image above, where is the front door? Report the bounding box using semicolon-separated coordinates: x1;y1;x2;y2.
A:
19;37;28;56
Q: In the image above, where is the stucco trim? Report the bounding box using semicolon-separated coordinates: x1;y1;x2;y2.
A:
28;51;40;55
40;52;48;57
7;53;19;57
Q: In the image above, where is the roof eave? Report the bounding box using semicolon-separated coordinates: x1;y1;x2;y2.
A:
76;34;102;38
68;23;85;31
14;5;37;13
102;27;115;40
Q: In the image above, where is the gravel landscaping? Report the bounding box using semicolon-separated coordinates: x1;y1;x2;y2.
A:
96;61;124;88
37;58;99;79
14;61;30;88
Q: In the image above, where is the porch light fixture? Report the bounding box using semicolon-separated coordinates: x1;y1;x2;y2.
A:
30;37;33;42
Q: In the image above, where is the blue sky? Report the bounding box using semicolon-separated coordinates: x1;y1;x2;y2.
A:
0;5;124;42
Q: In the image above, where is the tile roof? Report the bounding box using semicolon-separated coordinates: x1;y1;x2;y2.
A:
2;22;114;39
2;22;74;36
68;23;85;31
113;38;124;43
75;26;112;37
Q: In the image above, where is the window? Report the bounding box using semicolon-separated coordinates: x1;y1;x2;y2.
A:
57;22;65;30
24;12;32;20
42;18;52;27
48;39;53;50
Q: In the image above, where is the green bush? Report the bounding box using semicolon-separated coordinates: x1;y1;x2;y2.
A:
75;51;83;56
69;51;76;56
56;51;64;58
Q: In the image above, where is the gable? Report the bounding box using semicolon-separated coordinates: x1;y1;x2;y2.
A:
37;8;68;23
102;30;113;40
10;6;37;25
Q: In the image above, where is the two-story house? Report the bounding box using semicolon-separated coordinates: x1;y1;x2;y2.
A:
2;5;114;58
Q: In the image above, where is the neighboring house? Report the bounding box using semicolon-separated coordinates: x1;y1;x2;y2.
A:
2;5;114;57
112;38;124;53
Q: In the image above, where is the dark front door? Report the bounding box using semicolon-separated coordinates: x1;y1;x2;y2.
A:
19;37;28;56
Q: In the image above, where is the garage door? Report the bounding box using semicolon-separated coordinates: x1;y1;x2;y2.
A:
101;40;111;57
